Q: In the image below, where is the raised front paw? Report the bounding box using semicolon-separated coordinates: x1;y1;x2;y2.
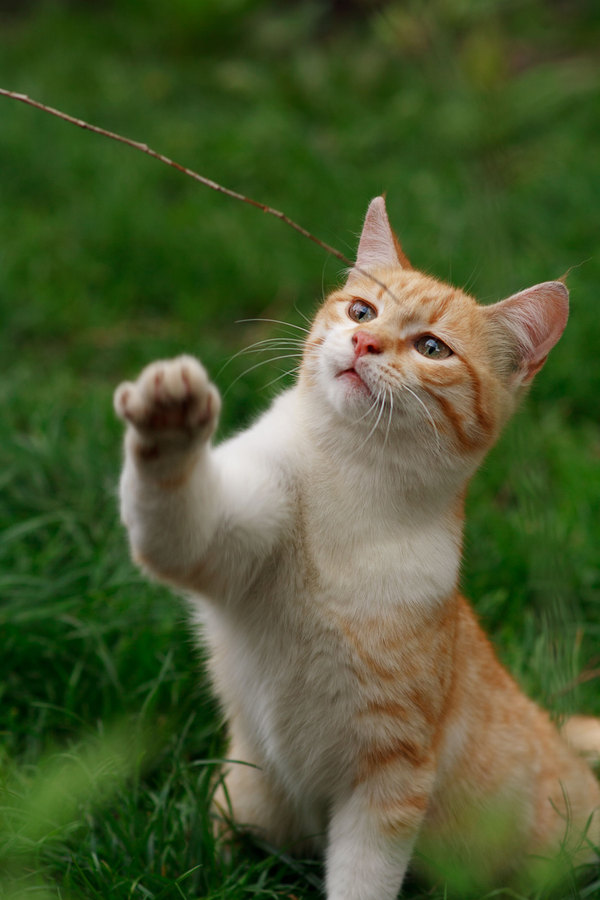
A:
114;355;221;447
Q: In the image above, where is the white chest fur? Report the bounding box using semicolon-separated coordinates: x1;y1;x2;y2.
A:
195;392;463;816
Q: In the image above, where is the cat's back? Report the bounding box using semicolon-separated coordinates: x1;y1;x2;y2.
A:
422;597;600;875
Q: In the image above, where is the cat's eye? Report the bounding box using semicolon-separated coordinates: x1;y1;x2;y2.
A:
414;335;453;360
347;299;377;323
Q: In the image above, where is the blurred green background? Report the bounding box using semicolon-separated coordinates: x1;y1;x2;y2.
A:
1;1;599;897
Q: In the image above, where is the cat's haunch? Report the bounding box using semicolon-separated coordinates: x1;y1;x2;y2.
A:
115;197;598;900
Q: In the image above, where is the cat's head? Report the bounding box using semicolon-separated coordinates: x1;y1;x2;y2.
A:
300;197;568;469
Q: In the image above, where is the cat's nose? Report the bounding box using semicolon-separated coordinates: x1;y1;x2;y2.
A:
352;330;383;357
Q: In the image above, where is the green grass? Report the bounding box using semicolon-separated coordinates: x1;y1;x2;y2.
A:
0;0;599;897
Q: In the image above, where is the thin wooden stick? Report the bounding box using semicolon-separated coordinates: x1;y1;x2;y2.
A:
0;88;353;268
1;88;406;303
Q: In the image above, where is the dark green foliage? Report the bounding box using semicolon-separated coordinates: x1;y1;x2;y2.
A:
0;1;599;897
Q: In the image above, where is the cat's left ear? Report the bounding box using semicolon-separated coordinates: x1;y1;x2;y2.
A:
347;196;411;282
485;281;569;384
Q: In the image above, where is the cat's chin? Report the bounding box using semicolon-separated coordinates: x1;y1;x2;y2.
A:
320;368;380;423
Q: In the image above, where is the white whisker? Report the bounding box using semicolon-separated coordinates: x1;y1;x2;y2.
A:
262;366;301;391
224;353;302;396
294;303;313;327
383;386;394;448
352;395;380;425
218;338;305;377
235;317;311;335
402;385;441;453
236;341;304;357
357;388;386;450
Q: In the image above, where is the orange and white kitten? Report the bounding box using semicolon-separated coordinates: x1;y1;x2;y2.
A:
115;197;600;897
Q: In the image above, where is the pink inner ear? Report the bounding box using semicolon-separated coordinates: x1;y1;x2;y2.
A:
488;281;569;383
352;196;402;273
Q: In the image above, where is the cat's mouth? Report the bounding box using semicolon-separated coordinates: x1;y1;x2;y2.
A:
336;367;371;394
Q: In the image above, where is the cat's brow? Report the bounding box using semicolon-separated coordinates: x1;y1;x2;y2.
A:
394;311;438;333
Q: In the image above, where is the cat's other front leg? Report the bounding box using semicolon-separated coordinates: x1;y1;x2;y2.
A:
114;355;224;588
326;774;433;900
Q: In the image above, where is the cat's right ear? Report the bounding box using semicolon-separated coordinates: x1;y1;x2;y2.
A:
347;197;411;282
485;281;569;384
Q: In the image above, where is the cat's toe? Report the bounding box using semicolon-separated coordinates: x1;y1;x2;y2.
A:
113;380;139;424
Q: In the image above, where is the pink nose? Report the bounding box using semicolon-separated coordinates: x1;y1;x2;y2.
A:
352;330;382;358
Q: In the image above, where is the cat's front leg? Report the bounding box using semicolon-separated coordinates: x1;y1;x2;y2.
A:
114;355;227;589
115;355;291;596
326;777;432;900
